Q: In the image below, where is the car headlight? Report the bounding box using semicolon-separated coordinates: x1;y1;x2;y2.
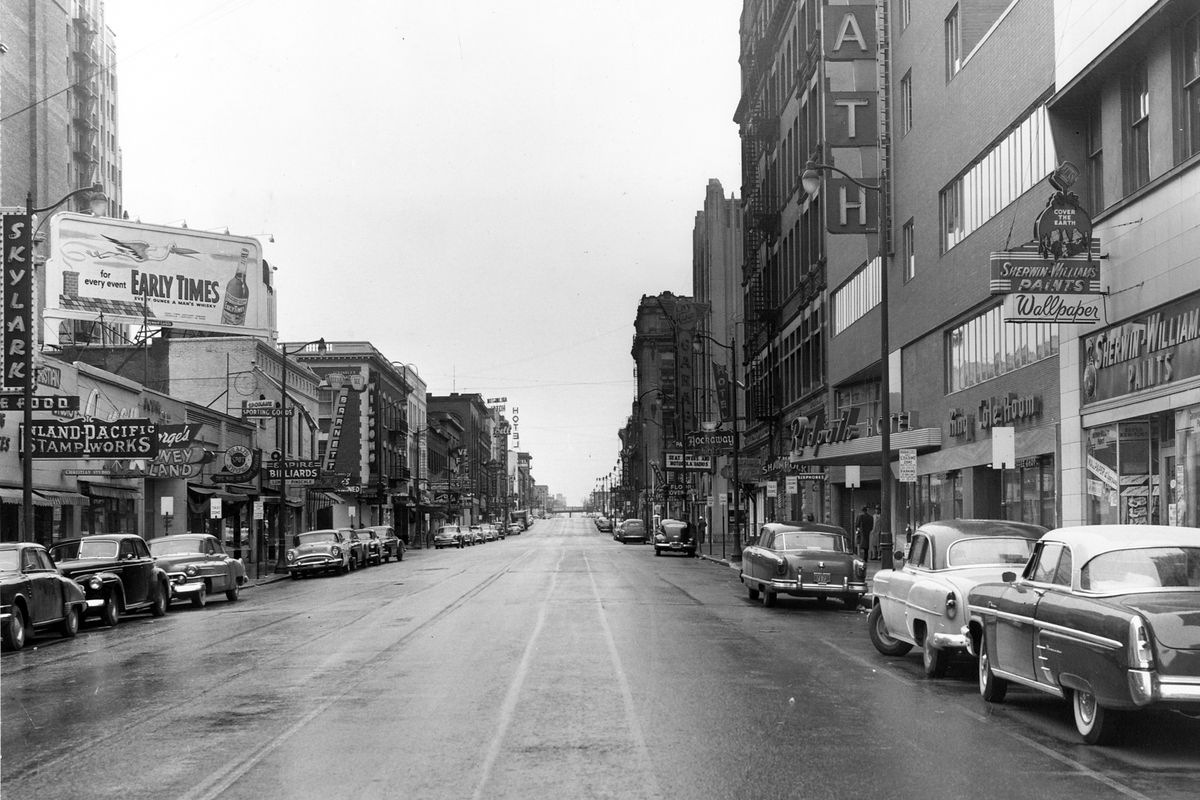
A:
88;576;103;591
853;559;866;578
185;565;198;577
945;591;958;620
286;550;297;563
331;546;341;557
655;534;666;542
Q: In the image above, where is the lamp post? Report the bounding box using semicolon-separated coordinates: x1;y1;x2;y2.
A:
14;184;107;542
802;160;894;569
693;332;741;560
275;337;326;572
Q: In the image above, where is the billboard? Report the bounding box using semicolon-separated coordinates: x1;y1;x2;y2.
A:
45;213;271;336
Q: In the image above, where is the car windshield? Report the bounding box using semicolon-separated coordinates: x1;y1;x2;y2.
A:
298;532;337;545
1081;546;1200;592
50;539;118;560
946;537;1035;568
437;528;457;536
0;551;19;570
775;532;845;552
150;538;206;556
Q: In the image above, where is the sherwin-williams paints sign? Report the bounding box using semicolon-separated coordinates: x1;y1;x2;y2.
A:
1081;293;1200;403
45;213;267;336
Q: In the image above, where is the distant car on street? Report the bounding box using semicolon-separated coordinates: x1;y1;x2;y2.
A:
595;516;613;533
355;528;384;566
434;525;463;549
969;524;1200;744
1;542;87;650
49;534;170;626
148;533;248;608
286;529;352;578
365;525;404;562
867;519;1045;677
653;518;694;556
740;522;865;609
614;518;648;544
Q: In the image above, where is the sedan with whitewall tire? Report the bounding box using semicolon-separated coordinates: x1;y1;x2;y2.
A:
740;522;865;609
149;533;247;607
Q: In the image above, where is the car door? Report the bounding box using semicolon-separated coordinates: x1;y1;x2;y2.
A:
882;533;928;637
120;539;153;606
987;541;1070;681
206;538;231;592
26;548;60;626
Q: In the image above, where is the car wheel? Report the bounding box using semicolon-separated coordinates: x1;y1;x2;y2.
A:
746;580;760;602
342;560;351;574
842;593;862;610
3;605;27;651
226;581;240;602
397;547;404;561
654;548;662;557
100;592;120;627
1072;689;1119;745
978;634;1008;703
191;584;207;609
762;589;777;608
922;635;949;678
291;571;301;580
151;583;169;617
867;604;913;656
60;605;81;638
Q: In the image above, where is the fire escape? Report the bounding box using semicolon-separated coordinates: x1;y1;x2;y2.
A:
71;7;101;187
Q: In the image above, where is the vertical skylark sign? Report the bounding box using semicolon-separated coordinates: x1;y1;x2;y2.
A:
1;210;33;392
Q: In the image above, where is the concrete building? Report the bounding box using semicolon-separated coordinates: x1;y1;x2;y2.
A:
427;393;495;524
690;178;745;556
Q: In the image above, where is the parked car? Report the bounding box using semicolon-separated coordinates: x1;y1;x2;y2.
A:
341;528;371;568
1;542;87;650
480;525;500;542
354;528;384;566
968;525;1200;744
740;522;865;609
507;523;523;537
148;533;248;608
615;518;648;544
285;529;352;578
434;525;463;549
468;525;486;544
653;518;694;556
49;534;170;626
366;525;404;562
867;519;1046;677
595;516;612;532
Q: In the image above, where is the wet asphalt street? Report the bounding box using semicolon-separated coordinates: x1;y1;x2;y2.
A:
3;516;1200;800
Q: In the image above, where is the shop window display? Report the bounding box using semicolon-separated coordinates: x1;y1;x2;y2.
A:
1086;418;1165;525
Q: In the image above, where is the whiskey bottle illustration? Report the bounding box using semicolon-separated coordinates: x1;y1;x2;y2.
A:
222;248;251;325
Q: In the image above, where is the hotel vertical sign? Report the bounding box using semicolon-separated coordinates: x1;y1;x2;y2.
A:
822;5;880;235
2;211;33;392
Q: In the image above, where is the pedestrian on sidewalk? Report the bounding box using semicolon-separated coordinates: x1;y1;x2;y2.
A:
855;505;874;562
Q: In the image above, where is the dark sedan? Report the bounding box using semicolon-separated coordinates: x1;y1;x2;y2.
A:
968;524;1200;744
148;533;247;607
49;534;170;626
1;542;87;650
740;521;865;609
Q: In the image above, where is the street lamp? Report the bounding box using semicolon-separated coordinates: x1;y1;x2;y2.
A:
275;336;326;571
16;184;107;541
802;159;894;569
693;332;742;560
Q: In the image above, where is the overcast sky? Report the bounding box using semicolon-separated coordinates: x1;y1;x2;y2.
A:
103;0;742;504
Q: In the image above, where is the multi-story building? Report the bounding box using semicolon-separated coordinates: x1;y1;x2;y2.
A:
690;179;745;554
427;393;494;524
630;292;700;526
1049;0;1200;528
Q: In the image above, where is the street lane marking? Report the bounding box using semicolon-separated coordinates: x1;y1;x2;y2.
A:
468;551;561;800
583;554;665;800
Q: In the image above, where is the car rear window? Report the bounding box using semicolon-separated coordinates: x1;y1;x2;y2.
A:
776;532;845;552
946;537;1034;568
1081;547;1200;591
150;538;206;556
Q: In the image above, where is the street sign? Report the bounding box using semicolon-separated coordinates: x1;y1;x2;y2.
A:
243;400;294;418
684;430;735;452
0;394;80;411
899;448;917;483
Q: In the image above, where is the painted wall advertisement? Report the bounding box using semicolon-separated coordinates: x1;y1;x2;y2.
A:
45;212;270;336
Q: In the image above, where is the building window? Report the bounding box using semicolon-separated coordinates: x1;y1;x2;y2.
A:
945;6;961;81
832;256;880;335
1003;455;1056;527
1183;14;1200;159
900;0;911;30
1086;105;1104;213
899;70;913;135
902;218;915;281
946;305;1059;393
940;105;1056;251
1124;60;1150;191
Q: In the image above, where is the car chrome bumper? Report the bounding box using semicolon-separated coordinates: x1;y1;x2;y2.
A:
769;578;867;594
290;558;339;572
929;630;971;650
169;580;206;597
1129;671;1200;706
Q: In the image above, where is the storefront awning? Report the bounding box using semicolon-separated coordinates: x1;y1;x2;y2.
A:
35;489;89;507
0;486;54;506
82;482;142;500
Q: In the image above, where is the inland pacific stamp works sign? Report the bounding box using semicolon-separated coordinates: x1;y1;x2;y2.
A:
25;418;158;459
